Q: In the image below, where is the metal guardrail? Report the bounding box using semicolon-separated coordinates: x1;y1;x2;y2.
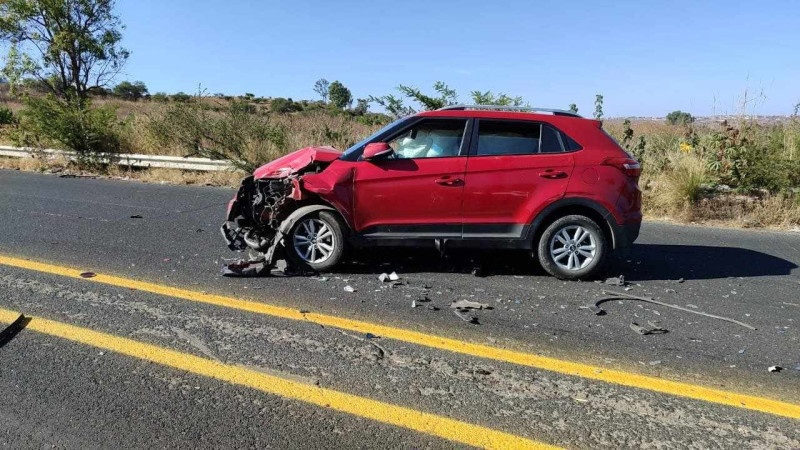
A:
0;145;235;172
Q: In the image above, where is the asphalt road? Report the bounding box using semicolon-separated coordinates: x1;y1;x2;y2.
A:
1;169;798;449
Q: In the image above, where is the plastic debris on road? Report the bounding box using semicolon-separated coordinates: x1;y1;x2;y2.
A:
450;300;491;310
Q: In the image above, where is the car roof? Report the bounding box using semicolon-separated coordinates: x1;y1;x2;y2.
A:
417;109;592;125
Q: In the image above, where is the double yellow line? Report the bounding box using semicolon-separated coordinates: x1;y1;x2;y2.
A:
0;253;797;447
0;308;549;449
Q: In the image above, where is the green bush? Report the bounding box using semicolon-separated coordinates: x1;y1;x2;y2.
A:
151;92;169;103
666;110;694;126
146;97;287;172
0;106;15;125
269;97;302;113
14;96;120;165
172;92;191;103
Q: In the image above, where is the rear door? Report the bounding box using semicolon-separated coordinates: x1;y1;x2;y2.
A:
461;119;574;238
351;118;471;238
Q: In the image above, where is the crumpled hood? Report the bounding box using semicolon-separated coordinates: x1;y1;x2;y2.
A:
253;146;341;179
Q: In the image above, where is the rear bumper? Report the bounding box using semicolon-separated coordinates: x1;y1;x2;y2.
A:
612;221;641;249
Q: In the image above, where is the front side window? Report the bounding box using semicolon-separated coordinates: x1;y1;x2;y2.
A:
388;119;468;159
340;117;412;161
476;120;542;156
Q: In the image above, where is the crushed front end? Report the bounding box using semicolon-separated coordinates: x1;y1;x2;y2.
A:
220;146;345;273
221;175;296;253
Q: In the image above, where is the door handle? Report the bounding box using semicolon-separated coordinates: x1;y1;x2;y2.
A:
435;176;463;186
538;169;568;179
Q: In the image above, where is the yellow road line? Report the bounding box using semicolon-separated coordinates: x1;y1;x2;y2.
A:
0;308;553;450
1;254;798;420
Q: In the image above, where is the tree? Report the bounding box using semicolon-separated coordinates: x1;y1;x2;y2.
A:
397;81;457;111
368;94;414;119
151;91;168;103
328;80;352;109
269;97;302;113
594;94;604;119
313;78;329;103
568;103;578;113
470;90;524;106
172;91;191;103
112;80;147;101
352;98;368;115
666;110;694;126
0;0;129;102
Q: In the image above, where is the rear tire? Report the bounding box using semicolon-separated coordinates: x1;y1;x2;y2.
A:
286;211;345;272
537;214;607;280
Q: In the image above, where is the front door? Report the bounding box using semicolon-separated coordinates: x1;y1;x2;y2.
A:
352;118;470;238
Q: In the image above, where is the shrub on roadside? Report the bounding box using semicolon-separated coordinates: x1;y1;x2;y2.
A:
14;96;120;167
0;106;15;125
145;96;287;172
666;110;694;126
654;153;707;211
269;97;303;114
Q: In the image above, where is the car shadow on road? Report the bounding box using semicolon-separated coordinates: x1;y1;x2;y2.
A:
334;244;797;281
609;244;798;281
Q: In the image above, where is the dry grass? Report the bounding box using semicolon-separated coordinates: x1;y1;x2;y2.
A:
0;156;242;188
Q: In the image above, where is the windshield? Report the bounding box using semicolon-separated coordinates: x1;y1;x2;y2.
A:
339;117;411;161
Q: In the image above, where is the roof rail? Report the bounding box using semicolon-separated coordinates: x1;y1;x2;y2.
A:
438;104;582;118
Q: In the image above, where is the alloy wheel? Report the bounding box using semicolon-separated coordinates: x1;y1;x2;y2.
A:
549;225;597;271
292;218;335;264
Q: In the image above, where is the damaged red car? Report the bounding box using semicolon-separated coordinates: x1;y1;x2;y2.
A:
221;105;642;279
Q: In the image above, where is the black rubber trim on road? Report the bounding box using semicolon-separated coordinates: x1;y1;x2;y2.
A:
0;314;29;349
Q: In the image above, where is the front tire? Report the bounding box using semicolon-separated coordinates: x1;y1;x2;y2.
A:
537;215;607;280
286;211;345;272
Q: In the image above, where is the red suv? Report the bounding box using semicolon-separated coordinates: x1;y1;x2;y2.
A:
222;105;641;279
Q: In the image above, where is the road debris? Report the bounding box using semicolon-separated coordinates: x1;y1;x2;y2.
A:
344;285;356;293
589;290;757;331
768;366;783;373
450;300;491;310
79;272;96;278
129;214;143;219
0;313;28;348
649;360;662;366
604;275;626;286
454;310;480;324
630;322;668;335
221;258;269;277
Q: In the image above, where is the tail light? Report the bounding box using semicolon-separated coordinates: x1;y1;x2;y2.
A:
603;157;641;178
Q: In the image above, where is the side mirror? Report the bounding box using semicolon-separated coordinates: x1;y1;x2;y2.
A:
363;142;393;161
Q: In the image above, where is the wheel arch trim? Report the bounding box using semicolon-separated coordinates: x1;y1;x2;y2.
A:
526;197;621;249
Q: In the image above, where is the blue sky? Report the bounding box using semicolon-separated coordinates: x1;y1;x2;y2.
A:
117;0;799;117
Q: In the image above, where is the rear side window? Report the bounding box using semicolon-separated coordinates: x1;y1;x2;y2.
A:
562;133;582;151
540;125;565;153
476;120;541;156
